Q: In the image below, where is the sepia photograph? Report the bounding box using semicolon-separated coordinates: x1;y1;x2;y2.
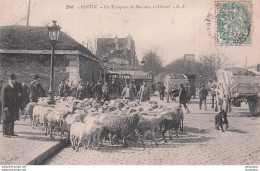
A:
0;0;259;169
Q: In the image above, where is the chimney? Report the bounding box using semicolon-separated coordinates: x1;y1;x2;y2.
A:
127;34;131;50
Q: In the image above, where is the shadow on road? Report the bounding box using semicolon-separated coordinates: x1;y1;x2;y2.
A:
227;128;247;134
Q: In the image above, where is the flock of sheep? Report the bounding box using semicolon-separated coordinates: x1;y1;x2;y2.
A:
24;97;184;152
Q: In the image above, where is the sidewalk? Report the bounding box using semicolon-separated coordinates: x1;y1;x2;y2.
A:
0;115;66;165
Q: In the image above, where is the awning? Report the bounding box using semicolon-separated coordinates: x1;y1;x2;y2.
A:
106;70;151;79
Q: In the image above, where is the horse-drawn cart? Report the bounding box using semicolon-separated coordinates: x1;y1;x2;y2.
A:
164;74;190;103
215;67;260;116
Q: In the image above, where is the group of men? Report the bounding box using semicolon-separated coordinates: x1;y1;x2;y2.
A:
0;74;46;137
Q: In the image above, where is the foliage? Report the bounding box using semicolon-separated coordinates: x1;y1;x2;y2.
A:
141;48;163;75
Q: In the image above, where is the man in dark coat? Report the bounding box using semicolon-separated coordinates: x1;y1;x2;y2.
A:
14;81;22;120
21;82;30;112
29;75;46;103
92;80;103;102
199;84;209;111
2;74;19;137
64;80;71;97
178;84;190;113
76;80;86;100
158;83;166;101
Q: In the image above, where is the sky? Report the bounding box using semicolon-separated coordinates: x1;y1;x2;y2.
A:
0;0;259;67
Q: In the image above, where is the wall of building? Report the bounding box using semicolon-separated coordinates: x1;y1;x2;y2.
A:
78;55;101;84
0;53;70;95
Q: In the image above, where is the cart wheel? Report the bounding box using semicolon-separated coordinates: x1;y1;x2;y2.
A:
248;99;260;117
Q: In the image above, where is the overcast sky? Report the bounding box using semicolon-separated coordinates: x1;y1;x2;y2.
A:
0;0;259;67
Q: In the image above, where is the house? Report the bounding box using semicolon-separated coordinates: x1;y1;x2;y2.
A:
0;25;101;95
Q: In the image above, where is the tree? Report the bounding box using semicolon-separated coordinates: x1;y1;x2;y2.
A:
142;48;163;76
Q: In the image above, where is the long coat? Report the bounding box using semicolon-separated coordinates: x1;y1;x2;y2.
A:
179;87;188;104
29;81;46;102
139;85;150;102
1;84;19;121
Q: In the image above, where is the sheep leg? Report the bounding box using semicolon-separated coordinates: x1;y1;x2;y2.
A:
70;135;75;150
135;129;145;149
84;140;87;149
161;127;167;143
151;129;158;146
122;137;128;148
76;138;81;152
92;134;96;150
169;130;173;140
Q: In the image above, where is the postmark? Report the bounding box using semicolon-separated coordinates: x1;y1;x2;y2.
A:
215;0;252;46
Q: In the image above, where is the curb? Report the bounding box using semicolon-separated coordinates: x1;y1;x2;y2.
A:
13;138;67;165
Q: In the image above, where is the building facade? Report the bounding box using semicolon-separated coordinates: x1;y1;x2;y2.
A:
0;26;100;95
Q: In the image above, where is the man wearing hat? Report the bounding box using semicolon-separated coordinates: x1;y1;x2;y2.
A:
199;84;209;111
29;75;46;103
1;74;19;137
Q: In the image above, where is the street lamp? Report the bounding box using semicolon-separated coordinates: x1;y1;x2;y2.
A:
47;20;61;104
103;56;108;83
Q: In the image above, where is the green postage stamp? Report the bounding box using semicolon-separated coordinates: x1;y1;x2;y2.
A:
216;0;252;45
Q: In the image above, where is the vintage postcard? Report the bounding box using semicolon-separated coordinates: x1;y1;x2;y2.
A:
0;0;259;170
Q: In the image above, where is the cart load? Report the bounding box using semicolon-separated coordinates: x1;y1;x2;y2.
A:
216;67;260;116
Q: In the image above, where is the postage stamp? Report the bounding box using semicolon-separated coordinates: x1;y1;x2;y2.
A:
215;0;252;46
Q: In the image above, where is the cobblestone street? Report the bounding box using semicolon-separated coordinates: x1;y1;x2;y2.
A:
44;96;260;165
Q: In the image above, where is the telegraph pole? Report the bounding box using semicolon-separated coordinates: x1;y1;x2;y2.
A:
26;0;31;26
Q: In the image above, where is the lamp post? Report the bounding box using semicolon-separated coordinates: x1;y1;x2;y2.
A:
103;57;108;83
47;20;61;104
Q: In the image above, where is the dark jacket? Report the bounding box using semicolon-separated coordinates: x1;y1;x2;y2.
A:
1;84;19;121
29;81;46;102
76;85;86;100
159;85;166;94
22;84;30;108
199;87;209;99
179;87;188;104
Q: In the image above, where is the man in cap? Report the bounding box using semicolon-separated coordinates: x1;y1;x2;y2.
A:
139;80;150;102
29;75;46;102
1;74;19;137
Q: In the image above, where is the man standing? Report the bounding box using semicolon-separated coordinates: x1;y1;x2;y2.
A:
76;80;86;100
199;84;209;111
159;82;166;101
139;81;150;102
64;80;71;97
92;80;103;102
29;75;45;103
178;84;190;113
2;74;19;137
102;82;110;101
58;80;65;97
122;83;133;100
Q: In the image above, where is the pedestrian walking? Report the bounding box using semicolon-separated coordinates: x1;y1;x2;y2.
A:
122;83;134;100
199;84;209;111
92;80;103;102
76;80;86;100
102;82;110;101
208;79;217;108
139;81;150;102
178;84;190;113
159;83;166;100
29;75;46;103
2;74;19;137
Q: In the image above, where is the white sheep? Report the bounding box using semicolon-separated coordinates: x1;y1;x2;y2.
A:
136;111;173;146
70;120;104;152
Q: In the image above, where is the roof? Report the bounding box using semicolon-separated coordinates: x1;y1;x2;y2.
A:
0;25;99;61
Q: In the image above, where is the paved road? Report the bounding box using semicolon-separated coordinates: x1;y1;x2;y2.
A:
44;96;260;165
